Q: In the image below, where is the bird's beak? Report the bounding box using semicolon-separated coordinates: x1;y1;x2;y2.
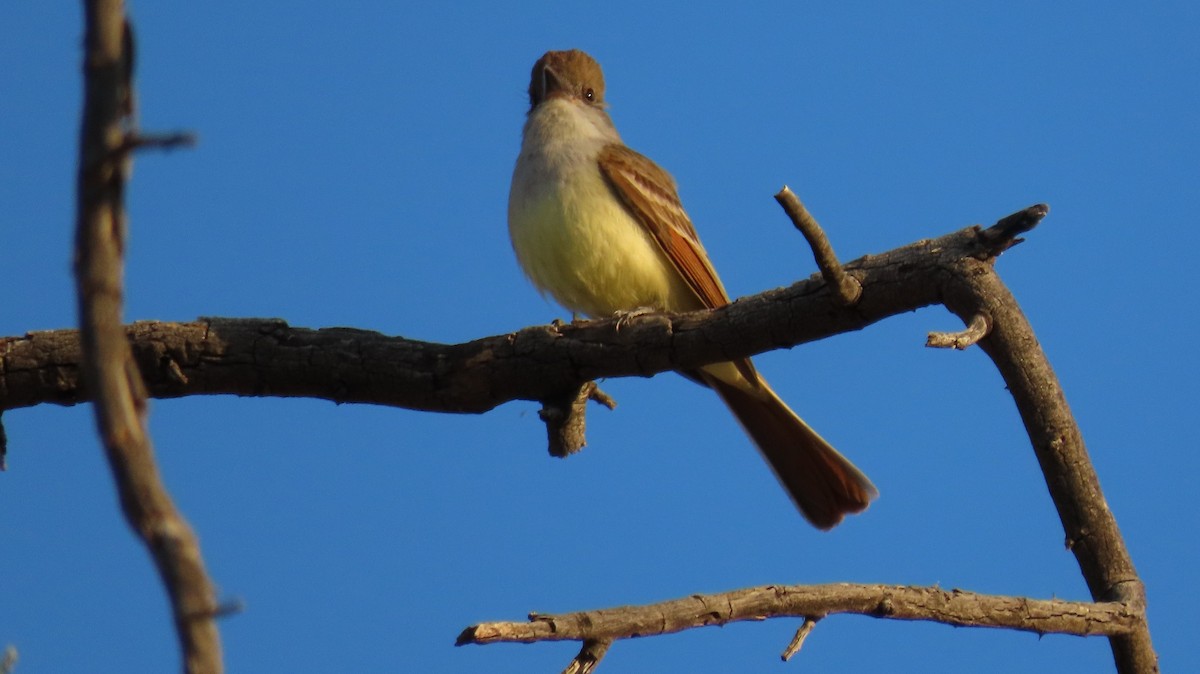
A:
541;63;569;99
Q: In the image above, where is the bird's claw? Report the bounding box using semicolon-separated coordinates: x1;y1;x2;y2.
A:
613;306;656;331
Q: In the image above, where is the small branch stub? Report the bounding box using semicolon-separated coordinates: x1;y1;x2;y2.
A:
979;203;1050;251
539;382;616;457
781;618;817;661
927;313;992;349
774;186;861;306
562;639;612;674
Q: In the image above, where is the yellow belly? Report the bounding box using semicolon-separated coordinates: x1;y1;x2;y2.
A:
508;168;696;318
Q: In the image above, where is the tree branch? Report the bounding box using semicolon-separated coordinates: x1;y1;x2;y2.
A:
774;186;861;305
76;4;222;673
1;207;1045;416
6;201;1157;671
780;618;817;661
540;381;617;457
456;582;1140;646
561;639;611;674
939;259;1156;673
926;312;991;349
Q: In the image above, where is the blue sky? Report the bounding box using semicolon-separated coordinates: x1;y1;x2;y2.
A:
2;2;1196;672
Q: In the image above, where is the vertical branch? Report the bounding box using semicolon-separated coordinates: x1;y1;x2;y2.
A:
942;261;1156;674
76;2;223;673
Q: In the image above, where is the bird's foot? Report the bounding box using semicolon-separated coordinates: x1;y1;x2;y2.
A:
613;306;657;331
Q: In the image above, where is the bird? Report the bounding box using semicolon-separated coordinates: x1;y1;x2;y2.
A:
506;49;877;529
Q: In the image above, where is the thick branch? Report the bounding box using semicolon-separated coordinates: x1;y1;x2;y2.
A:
77;4;222;673
13;194;1155;670
1;208;1045;415
457;582;1139;646
940;262;1157;673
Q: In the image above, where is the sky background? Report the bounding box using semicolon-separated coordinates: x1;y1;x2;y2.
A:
2;2;1197;672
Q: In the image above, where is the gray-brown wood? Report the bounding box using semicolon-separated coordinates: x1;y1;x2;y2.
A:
75;4;223;673
774;186;862;305
456;583;1139;644
6;201;1158;672
1;208;1043;415
940;261;1155;673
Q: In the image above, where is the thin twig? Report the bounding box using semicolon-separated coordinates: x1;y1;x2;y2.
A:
209;598;247;620
774;186;861;305
780;618;817;661
587;385;617;411
926;313;991;349
119;131;198;154
77;4;222;673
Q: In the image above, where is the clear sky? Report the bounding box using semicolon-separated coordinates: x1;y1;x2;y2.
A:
2;2;1196;672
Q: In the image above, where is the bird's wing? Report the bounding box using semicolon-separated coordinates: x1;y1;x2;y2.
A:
598;143;758;385
597;143;731;310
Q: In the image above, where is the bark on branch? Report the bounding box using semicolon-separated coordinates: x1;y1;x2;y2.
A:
3;203;1157;672
939;259;1154;673
1;207;1044;415
457;582;1140;646
774;186;861;305
76;3;222;673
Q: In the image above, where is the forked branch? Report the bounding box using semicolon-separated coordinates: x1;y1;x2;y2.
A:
5;195;1155;671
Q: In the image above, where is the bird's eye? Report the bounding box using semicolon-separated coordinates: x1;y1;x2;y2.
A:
584;88;595;101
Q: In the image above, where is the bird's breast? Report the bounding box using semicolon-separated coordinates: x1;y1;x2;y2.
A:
508;143;689;318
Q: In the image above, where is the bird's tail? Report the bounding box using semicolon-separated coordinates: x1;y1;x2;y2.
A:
702;367;877;530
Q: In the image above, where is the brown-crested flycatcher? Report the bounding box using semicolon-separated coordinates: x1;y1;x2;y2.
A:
507;49;877;529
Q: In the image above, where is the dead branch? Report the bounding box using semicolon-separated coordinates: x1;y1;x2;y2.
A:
0;208;1046;417
5;199;1157;671
540;381;617;457
561;639;612;674
939;259;1155;673
76;3;222;673
456;582;1139;646
927;312;991;349
774;186;862;305
780;618;817;661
